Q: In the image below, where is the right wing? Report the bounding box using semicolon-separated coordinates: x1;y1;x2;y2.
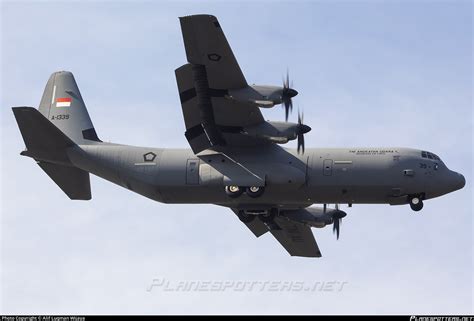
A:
231;209;268;238
271;216;322;257
231;209;322;258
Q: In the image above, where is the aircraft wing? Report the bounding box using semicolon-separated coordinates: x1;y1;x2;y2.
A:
179;14;247;89
232;210;322;258
231;209;268;237
271;216;322;257
176;15;265;153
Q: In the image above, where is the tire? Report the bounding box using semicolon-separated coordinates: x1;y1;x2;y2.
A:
246;186;265;198
409;196;423;212
237;210;255;223
225;185;243;198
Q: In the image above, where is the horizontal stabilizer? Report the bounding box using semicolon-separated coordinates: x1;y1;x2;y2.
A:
37;162;91;200
12;107;75;164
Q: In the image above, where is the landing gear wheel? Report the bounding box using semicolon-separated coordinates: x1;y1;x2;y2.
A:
259;208;277;223
246;186;265;198
225;185;243;198
409;196;424;212
237;210;255;223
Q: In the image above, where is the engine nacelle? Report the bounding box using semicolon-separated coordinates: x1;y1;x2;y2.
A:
280;207;347;228
241;121;309;145
227;85;296;108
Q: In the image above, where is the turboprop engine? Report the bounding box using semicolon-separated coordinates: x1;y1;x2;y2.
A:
226;71;298;121
242;117;310;153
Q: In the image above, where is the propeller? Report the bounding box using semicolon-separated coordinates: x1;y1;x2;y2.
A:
281;70;298;121
332;204;346;240
296;111;311;154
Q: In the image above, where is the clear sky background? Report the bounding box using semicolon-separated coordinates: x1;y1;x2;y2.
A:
1;0;472;315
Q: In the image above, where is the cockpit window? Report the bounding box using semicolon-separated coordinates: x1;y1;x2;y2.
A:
421;151;441;161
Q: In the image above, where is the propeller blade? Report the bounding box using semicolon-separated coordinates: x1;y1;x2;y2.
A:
297;133;305;154
281;70;297;121
333;218;341;240
296;110;307;154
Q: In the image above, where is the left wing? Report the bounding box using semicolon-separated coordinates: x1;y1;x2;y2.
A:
179;14;247;89
176;15;266;153
231;209;322;258
175;63;264;153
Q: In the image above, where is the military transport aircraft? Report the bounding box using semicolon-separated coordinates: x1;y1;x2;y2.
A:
12;15;465;257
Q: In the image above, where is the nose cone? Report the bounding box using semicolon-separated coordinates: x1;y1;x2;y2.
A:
449;171;465;192
455;172;466;190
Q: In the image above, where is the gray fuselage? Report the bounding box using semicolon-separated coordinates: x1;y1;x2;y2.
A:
66;144;465;210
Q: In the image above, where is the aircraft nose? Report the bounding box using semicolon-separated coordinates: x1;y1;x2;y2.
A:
449;171;465;191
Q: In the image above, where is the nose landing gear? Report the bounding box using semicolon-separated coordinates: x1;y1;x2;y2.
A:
409;196;423;212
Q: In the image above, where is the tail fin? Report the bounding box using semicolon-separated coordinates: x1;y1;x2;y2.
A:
12;70;97;200
38;71;100;144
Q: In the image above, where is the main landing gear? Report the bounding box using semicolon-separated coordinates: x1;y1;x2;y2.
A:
225;185;265;198
409;195;424;212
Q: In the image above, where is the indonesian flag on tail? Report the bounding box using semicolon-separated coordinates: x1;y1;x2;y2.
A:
56;97;71;107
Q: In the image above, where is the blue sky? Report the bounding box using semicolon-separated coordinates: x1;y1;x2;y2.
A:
1;0;472;314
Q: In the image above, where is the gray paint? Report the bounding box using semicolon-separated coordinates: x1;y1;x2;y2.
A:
10;14;466;258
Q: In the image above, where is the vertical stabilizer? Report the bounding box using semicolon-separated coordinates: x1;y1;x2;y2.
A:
39;71;100;144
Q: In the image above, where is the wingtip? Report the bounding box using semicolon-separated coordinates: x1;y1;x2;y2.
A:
178;14;217;21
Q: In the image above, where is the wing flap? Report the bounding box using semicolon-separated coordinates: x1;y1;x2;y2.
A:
175;64;264;152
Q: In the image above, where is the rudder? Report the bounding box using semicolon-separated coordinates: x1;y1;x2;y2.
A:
39;71;101;144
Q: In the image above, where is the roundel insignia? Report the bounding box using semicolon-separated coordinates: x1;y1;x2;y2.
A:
143;152;157;162
207;53;221;61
